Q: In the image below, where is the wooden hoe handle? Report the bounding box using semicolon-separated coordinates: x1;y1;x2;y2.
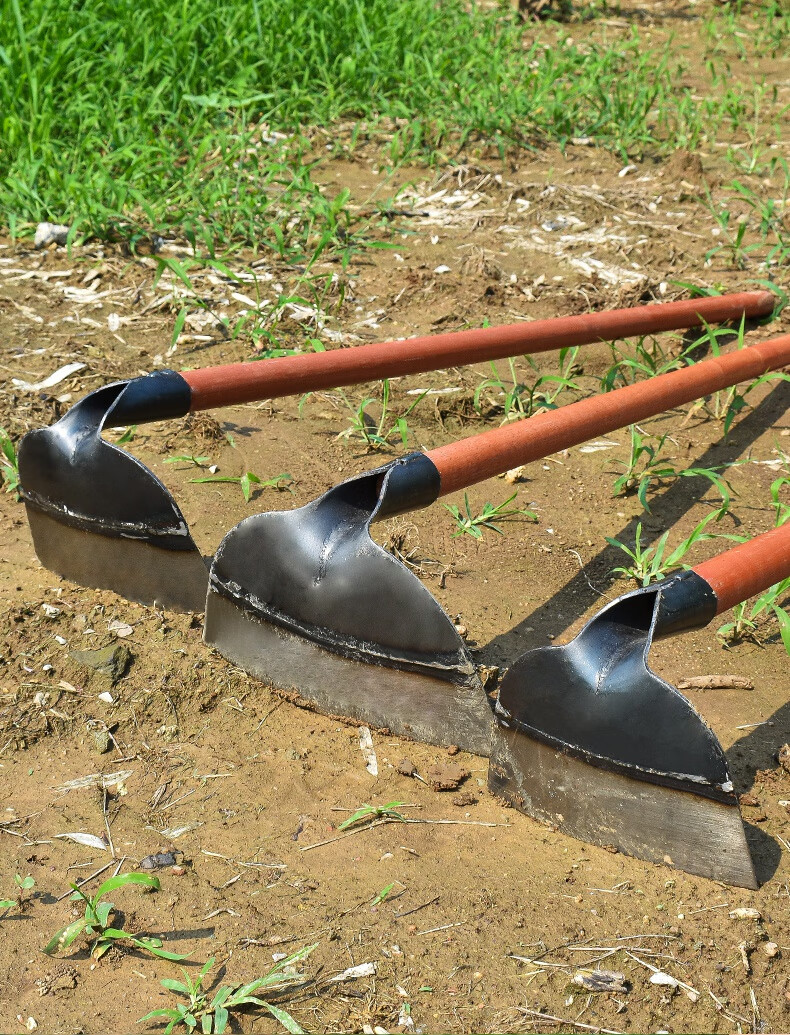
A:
694;524;790;614
428;333;790;495
181;290;774;410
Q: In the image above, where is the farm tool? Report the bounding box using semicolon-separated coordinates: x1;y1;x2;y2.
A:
204;332;790;758
17;290;773;611
489;522;790;889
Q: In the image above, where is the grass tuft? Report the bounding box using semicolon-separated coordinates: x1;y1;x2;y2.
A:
1;0;774;244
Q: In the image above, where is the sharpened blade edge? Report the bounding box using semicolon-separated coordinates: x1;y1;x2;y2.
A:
24;508;209;611
489;730;757;889
204;590;493;755
207;573;478;685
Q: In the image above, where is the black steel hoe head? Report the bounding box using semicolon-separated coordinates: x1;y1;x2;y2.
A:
204;452;493;755
17;377;209;612
489;573;758;888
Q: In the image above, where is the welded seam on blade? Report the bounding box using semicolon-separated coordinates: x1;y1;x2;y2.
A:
208;572;478;684
21;486;191;542
496;715;735;801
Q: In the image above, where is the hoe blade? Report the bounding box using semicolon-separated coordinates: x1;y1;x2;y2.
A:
18;382;208;611
489;579;757;888
205;455;493;754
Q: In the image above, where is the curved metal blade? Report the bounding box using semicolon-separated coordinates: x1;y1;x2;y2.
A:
489;578;757;887
18;381;208;611
205;455;493;754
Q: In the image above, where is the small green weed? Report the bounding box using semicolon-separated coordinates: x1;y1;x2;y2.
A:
159;255;343;354
43;873;190;961
600;334;693;391
139;947;316;1035
611;425;736;513
190;471;293;503
717;576;790;654
115;425;138;445
165;454;212;468
444;492;537;540
705;370;789;438
771;474;790;526
689;319;790;435
371;882;397;906
0;428;20;499
717;473;790;651
703;174;790;271
338;802;407;831
474;350;580;423
611;426;675;507
703;202;758;270
606;513;745;586
0;874;34;914
334;380;428;451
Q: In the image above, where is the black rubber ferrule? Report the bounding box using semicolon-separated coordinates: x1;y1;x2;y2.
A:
654;569;718;639
105;369;192;426
375;452;442;521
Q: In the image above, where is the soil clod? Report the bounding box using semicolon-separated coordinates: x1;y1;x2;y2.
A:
425;764;469;791
452;791;478;807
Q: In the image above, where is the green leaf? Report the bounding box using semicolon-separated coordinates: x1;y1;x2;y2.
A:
138;1009;180;1024
263;1002;306;1034
132;937;193;961
94;873;160;899
209;986;232;1009
166;454;211;466
161;978;191;995
637;478;651;513
95;901;113;927
116;425;137;445
198;957;216;984
99;927;137;941
93;939;114;960
69;883;92;905
229;994;268;1008
371;882;395;906
240;471;261;502
214;1005;229;1034
43;917;86;955
339;804;403;830
171;306;188;347
0;899;15;910
772;605;790;655
201;1014;213;1034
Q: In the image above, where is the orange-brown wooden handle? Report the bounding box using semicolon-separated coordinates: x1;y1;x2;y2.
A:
428;332;790;495
694;524;790;614
181;290;774;410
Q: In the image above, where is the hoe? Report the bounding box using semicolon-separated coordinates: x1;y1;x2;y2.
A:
490;523;790;889
205;332;790;759
17;291;773;610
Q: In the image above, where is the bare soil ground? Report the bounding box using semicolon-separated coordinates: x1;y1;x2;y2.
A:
2;29;790;1033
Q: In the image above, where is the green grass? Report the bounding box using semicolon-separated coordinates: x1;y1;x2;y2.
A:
1;0;780;245
0;874;34;915
0;427;20;499
43;873;191;961
606;512;745;586
139;948;316;1035
444;491;537;539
